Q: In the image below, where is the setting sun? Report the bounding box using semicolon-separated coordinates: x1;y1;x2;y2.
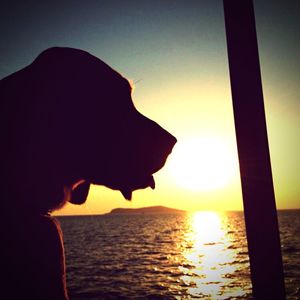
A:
167;136;238;191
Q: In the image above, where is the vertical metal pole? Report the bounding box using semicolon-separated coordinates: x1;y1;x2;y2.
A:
223;1;286;299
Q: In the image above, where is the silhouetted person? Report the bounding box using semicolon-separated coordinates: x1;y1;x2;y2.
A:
0;47;176;299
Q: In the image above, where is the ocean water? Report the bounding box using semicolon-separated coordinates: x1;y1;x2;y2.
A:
58;210;300;299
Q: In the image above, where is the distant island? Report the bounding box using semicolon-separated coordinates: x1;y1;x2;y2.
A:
108;205;186;215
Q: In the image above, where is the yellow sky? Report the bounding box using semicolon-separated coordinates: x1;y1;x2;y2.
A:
55;72;295;216
1;1;296;216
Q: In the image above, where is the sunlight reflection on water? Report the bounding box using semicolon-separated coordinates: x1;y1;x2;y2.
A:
60;212;254;299
178;211;252;299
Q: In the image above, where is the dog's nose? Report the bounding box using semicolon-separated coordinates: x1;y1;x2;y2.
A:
127;110;177;177
140;122;176;175
166;132;177;154
157;128;177;158
154;128;177;172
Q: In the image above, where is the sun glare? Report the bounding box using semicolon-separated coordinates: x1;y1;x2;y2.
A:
167;136;237;191
179;211;250;298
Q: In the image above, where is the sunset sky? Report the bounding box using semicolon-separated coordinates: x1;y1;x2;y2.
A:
1;1;299;214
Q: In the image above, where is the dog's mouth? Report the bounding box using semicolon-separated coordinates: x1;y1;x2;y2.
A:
120;175;155;201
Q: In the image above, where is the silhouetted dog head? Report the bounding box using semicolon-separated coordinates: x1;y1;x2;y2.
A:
1;47;176;214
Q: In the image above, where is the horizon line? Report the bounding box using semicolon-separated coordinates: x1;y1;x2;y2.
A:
53;206;300;217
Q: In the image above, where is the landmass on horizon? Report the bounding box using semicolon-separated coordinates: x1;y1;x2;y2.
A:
108;206;186;215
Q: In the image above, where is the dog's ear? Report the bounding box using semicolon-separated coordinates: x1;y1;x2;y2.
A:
69;181;90;205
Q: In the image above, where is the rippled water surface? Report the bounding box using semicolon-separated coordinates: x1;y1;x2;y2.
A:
58;210;300;299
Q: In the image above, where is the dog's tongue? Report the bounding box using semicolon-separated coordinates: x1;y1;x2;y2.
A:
149;176;155;189
120;189;132;201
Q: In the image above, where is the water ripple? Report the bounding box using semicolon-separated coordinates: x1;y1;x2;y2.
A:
58;210;300;299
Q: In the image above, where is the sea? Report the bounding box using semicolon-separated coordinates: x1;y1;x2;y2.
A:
57;210;300;300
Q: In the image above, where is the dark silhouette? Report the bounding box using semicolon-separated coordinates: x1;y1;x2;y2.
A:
0;47;176;299
223;0;286;299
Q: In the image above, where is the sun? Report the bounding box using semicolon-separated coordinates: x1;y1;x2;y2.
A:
167;136;237;191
